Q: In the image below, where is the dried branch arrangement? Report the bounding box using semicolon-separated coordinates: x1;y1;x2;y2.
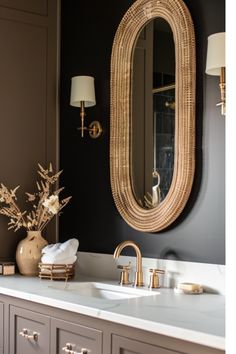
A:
0;164;71;232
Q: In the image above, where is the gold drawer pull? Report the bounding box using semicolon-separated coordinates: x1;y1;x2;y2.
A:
19;328;39;341
62;343;88;354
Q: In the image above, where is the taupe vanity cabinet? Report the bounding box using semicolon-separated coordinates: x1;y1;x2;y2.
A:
9;306;50;354
112;335;182;354
0;294;224;354
51;318;103;353
7;305;102;354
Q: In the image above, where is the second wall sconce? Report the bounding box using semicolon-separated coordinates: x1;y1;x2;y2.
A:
70;75;103;138
205;32;226;115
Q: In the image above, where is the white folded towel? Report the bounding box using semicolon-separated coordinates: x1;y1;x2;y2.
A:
42;243;61;254
41;254;77;265
41;238;79;264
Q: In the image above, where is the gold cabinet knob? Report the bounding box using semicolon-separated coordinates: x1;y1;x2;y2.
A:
19;328;39;342
117;262;132;285
149;268;165;289
62;343;88;354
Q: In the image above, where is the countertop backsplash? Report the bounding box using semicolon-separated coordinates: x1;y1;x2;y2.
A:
76;251;225;295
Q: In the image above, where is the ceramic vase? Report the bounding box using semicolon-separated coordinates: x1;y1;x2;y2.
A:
16;230;48;276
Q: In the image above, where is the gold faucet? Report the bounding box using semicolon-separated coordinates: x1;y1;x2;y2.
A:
113;240;144;287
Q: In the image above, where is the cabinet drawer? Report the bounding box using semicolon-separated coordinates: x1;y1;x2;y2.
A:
51;318;102;354
0;302;3;353
9;305;50;354
112;334;182;354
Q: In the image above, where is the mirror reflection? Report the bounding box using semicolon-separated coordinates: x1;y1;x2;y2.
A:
132;18;175;209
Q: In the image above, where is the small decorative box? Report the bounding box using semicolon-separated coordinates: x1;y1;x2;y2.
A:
0;261;15;275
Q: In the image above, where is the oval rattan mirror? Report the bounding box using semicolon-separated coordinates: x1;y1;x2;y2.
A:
110;0;196;233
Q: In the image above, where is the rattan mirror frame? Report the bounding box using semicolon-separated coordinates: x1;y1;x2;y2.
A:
110;0;196;232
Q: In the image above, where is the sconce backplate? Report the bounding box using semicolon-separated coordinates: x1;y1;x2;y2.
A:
89;121;103;138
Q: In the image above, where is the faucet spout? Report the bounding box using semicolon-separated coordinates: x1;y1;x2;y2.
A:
113;240;144;287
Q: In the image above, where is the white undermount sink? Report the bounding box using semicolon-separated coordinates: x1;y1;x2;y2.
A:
48;282;160;300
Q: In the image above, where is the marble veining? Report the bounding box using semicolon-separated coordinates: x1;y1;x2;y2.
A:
0;274;225;351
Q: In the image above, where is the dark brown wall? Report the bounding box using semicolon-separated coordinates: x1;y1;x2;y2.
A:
0;0;59;260
59;0;225;264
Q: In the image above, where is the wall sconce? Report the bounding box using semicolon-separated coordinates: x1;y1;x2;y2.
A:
205;32;226;115
70;75;103;138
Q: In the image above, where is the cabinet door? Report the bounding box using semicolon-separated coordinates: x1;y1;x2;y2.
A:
51;318;102;354
112;334;182;354
9;305;50;354
0;302;3;354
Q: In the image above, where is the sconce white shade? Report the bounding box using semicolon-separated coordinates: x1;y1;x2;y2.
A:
205;32;225;76
70;76;96;107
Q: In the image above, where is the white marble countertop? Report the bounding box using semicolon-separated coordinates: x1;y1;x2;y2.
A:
0;275;225;350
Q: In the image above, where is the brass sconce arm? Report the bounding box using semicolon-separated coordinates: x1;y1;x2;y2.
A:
216;67;226;115
79;101;86;138
78;101;102;139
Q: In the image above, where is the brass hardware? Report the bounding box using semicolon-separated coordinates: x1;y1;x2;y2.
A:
148;269;165;289
216;67;226;115
165;101;175;110
88;121;103;138
77;101;103;138
19;328;39;342
62;343;87;354
80;101;86;138
117;262;132;285
114;241;144;287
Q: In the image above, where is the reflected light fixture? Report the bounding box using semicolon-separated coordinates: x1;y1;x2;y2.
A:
205;32;226;115
70;75;103;138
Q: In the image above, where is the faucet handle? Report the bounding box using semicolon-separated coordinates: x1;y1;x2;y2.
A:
148;268;165;289
117;262;132;285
